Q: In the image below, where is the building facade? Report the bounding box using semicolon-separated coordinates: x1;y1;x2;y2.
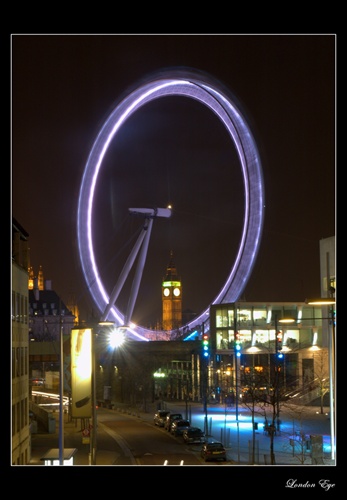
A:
12;217;77;464
28;275;76;393
11;219;30;465
205;236;335;404
207;301;331;403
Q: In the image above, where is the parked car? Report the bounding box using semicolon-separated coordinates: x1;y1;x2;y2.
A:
153;410;170;427
31;377;45;386
171;419;191;436
182;426;205;444
164;413;183;431
201;441;227;462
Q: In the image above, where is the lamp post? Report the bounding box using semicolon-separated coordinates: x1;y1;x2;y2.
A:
59;318;64;465
306;297;335;461
274;314;280;432
233;303;240;463
328;305;335;461
201;322;209;435
274;316;295;432
90;328;97;465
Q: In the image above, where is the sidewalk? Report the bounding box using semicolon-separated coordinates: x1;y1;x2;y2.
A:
30;411;126;466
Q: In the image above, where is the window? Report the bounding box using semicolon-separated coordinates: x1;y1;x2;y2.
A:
16;402;20;433
16;348;20;377
216;308;234;327
21;347;24;376
16;292;20;321
238;308;251;323
20;295;24;322
12;348;15;378
12;405;15;436
24;347;28;375
12;291;15;321
24;296;28;324
253;308;267;322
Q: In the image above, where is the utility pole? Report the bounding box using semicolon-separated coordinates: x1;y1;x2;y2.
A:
233;303;240;463
59;305;64;465
201;322;209;435
274;314;283;432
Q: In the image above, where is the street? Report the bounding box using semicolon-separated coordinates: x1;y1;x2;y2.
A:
29;398;335;467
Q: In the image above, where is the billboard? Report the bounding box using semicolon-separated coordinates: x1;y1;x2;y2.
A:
71;328;92;418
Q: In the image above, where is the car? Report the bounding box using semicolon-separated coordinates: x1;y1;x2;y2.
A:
31;377;45;386
201;441;227;462
170;419;190;436
164;413;183;431
182;426;205;444
153;410;170;427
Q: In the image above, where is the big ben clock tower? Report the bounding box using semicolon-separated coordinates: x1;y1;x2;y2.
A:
162;251;182;331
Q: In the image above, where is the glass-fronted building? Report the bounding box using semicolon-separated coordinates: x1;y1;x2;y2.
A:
207;301;334;404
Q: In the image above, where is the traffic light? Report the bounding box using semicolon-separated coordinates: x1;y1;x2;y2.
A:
276;331;283;358
202;333;210;358
234;331;241;357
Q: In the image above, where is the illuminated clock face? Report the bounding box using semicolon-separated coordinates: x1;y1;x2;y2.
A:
173;287;181;297
163;288;170;297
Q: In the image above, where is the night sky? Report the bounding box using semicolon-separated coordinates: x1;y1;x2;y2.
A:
11;34;336;326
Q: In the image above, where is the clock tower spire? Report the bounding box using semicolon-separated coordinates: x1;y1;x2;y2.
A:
162;250;182;331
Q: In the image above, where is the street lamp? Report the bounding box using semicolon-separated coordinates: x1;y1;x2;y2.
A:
59;317;64;465
233;304;241;462
108;326;126;349
91;328;97;465
306;296;335;461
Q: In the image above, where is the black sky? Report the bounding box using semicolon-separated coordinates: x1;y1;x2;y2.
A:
11;34;336;326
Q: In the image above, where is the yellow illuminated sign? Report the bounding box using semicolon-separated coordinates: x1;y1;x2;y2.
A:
71;328;92;418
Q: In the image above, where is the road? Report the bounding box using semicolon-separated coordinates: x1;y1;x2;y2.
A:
97;411;204;465
30;406;207;466
29;397;335;467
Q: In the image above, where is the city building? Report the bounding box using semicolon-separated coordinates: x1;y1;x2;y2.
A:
208;300;332;403
204;235;335;403
28;275;76;390
28;276;75;343
12;217;77;464
11;218;30;464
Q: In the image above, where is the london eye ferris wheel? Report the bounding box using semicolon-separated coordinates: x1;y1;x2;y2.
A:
77;68;265;341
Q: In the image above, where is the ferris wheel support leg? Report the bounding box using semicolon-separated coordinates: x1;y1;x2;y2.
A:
100;223;148;322
124;217;154;326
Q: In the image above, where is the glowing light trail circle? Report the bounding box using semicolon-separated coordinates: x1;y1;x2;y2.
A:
77;69;265;340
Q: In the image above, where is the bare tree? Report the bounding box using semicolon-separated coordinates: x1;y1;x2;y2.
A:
241;358;292;465
311;350;329;414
